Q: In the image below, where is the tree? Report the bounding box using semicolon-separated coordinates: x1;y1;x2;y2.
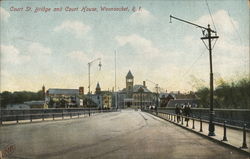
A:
196;77;250;109
0;90;44;108
195;87;209;108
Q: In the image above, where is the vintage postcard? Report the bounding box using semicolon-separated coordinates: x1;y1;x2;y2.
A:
0;0;249;158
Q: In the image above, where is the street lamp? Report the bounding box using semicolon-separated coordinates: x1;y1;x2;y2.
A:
155;84;159;115
170;15;218;136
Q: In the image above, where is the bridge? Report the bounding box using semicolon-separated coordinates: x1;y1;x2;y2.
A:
0;109;249;159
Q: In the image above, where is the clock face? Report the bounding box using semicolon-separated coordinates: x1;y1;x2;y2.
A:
127;79;133;82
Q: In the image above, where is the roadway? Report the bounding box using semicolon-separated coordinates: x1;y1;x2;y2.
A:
0;109;249;159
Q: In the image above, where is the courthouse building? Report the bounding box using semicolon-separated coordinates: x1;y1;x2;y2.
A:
117;71;156;108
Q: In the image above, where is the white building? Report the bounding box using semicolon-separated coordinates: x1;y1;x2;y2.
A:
46;88;81;108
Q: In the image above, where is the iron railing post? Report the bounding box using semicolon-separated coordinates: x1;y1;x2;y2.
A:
30;114;32;122
181;115;183;125
0;114;2;125
192;118;195;129
16;115;19;123
186;117;189;127
242;124;248;148
222;121;228;141
200;118;203;132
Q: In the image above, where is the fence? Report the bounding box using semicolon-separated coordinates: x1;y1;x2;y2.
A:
144;109;249;150
158;107;250;128
0;108;117;125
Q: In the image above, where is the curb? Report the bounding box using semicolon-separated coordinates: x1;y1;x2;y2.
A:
145;111;250;156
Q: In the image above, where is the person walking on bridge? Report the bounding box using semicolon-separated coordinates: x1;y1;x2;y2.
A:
183;103;191;122
175;104;181;123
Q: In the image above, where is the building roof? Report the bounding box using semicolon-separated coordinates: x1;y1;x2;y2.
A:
126;70;134;78
24;100;45;105
119;85;152;93
133;85;151;93
159;93;175;99
48;88;79;95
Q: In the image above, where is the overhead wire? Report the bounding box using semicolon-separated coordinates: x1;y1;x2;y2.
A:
228;12;243;44
227;12;248;76
169;1;219;92
205;0;217;32
169;48;207;91
180;1;217;81
181;48;207;78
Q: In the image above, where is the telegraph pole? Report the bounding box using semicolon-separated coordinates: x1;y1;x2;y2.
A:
170;15;219;136
201;24;218;136
115;51;118;109
146;79;159;114
88;58;102;94
156;84;159;115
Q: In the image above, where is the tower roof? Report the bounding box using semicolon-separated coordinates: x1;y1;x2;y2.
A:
96;82;101;89
126;70;134;78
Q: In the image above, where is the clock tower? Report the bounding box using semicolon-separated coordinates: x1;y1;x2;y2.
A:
126;70;134;97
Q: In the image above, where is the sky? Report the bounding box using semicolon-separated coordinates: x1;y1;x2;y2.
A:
0;0;249;93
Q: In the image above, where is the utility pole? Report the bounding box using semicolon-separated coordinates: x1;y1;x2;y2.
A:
88;58;102;94
146;79;159;114
114;51;118;110
170;15;219;136
138;87;144;110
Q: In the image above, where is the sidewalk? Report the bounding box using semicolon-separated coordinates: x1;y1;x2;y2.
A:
155;112;250;154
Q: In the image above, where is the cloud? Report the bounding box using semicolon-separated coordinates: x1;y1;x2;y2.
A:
54;20;91;38
1;43;52;66
194;10;239;35
1;45;30;64
67;50;107;67
130;8;155;24
27;42;52;55
67;51;89;62
216;39;248;58
0;7;10;22
180;10;249;88
115;34;160;57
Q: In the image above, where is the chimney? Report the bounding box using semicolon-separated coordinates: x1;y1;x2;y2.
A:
143;81;146;87
79;87;84;95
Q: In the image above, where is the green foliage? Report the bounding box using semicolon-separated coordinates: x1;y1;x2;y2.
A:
195;87;209;108
195;77;250;109
0;90;44;108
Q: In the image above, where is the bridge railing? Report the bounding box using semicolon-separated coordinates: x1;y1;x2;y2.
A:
157;107;250;128
0;108;117;125
143;109;249;149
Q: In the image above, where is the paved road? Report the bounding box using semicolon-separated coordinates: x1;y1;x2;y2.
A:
0;109;249;159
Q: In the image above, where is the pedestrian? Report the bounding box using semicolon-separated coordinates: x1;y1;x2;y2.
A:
175;104;181;123
186;105;191;117
183;103;188;121
184;103;191;122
